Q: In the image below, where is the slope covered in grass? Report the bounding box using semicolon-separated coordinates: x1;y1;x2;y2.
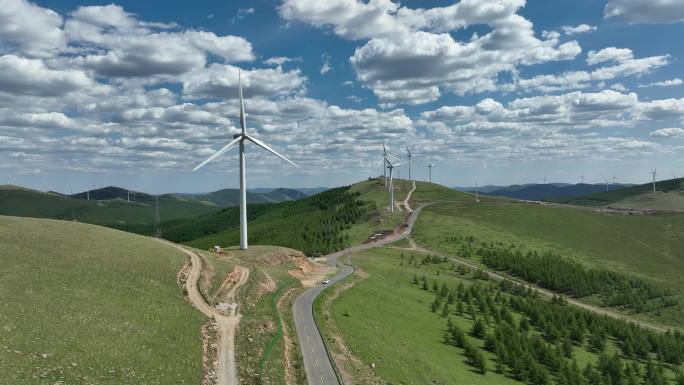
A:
166;178;423;255
411;199;684;326
0;215;205;385
321;248;682;385
611;191;684;211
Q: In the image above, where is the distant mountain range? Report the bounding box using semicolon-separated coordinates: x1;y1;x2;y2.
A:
175;188;305;207
66;186;328;207
552;177;684;207
0;184;330;236
455;183;634;201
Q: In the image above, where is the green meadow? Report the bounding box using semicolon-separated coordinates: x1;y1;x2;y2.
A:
0;215;205;385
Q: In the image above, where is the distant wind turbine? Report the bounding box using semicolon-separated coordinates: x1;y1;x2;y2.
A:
651;169;657;193
603;177;609;192
193;70;297;250
580;174;584;184
385;156;405;213
382;142;389;188
427;161;434;183
382;144;401;191
475;181;480;203
406;145;420;181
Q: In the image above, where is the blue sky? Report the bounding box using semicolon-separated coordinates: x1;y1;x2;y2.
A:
1;0;684;193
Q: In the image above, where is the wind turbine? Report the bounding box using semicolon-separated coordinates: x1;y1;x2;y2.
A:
193;70;297;250
603;177;609;192
580;174;585;184
651;169;657;193
475;181;480;203
382;143;400;191
427;161;434;183
406;145;420;182
385;156;405;213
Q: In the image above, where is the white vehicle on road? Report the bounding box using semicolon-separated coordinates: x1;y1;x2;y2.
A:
322;279;330;285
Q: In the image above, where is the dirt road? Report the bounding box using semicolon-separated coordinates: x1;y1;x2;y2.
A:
166;242;249;385
403;181;416;212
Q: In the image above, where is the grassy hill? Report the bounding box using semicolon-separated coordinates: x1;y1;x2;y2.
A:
315;181;684;384
165;185;367;255
0;215;205;384
0;185;219;235
162;177;415;256
407;184;684;327
611;191;684;211
553;177;684;207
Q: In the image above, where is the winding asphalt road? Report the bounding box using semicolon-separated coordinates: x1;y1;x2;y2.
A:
293;182;420;385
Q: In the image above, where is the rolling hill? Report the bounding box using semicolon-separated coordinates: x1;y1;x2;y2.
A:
161;177;414;255
0;215;205;384
553;177;684;207
163;185;367;255
315;180;684;385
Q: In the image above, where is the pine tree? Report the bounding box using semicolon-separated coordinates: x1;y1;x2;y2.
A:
456;300;464;316
471;317;486;339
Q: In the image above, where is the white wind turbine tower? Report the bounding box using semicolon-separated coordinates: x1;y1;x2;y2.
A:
651;169;657;193
382;142;391;188
427;161;434;183
475;181;480;203
406;145;420;181
603;177;609;192
193;70;297;250
385;156;405;213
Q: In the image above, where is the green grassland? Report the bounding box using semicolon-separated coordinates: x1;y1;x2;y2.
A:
0;185;219;235
0;215;205;385
319;248;681;385
410;199;684;327
611;191;684;211
317;248;519;385
553;178;684;207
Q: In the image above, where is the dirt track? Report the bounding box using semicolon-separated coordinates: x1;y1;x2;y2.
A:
165;242;249;385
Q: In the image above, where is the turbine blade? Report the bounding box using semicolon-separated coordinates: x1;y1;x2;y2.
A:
193;136;242;171
246;135;297;167
382;142;387;155
239;70;246;133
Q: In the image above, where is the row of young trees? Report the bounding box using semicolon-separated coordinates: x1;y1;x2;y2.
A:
413;269;684;385
480;247;675;312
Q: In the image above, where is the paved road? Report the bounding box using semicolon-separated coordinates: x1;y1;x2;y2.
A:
293;183;422;385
